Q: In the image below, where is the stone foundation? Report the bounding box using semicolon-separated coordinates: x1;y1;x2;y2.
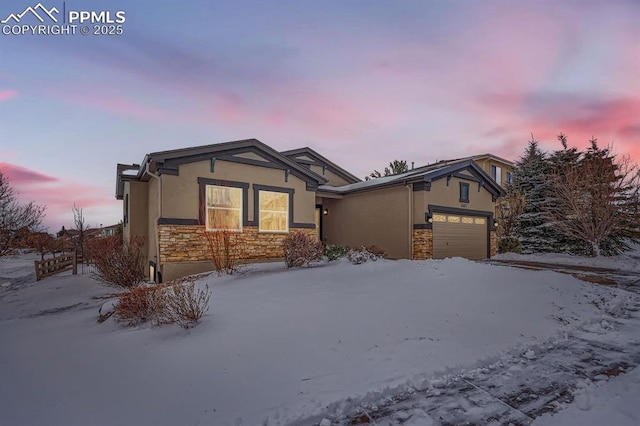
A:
158;225;316;263
412;229;433;260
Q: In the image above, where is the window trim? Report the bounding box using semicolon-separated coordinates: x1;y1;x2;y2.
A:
459;182;470;203
204;185;243;232
258;190;290;234
252;184;301;231
197;178;249;231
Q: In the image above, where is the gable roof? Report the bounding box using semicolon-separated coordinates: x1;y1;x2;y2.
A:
436;153;514;167
280;147;361;184
319;160;505;197
116;139;328;199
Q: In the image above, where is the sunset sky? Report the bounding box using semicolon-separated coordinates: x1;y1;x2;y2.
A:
1;0;639;232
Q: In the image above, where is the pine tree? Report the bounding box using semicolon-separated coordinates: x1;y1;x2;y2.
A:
545;134;588;254
511;137;555;253
546;137;640;256
366;160;409;181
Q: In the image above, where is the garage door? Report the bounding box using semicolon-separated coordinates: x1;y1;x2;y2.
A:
432;213;488;260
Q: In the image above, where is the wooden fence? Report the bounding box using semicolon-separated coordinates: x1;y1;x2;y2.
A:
34;251;77;281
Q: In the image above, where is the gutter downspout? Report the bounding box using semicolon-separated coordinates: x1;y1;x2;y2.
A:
405;181;413;259
147;167;162;282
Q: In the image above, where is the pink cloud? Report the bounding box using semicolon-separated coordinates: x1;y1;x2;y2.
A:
472;95;640;165
0;90;18;102
1;162;118;232
62;91;170;121
0;162;58;185
40;85;173;122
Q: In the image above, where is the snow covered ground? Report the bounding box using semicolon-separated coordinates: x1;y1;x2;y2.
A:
494;243;640;272
534;366;640;426
0;255;638;425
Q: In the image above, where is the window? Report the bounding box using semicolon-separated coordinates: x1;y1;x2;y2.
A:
205;185;243;231
460;182;470;203
433;214;447;222
506;171;512;184
259;190;289;232
491;165;502;185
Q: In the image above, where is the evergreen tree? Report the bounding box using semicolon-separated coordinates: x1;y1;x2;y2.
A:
546;137;640;256
366;160;409;181
511;137;555;253
545;134;588;254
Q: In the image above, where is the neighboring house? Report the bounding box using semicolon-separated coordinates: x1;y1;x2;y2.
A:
99;224;121;238
116;139;506;282
433;154;514;187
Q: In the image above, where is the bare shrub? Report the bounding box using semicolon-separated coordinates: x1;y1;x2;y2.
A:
282;231;323;268
114;280;211;328
347;246;380;264
164;282;210;328
114;285;169;326
87;236;146;288
365;245;386;258
201;228;243;275
496;190;526;238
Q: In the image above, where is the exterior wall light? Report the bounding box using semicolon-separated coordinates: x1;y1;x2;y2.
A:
425;213;433;223
323;208;329;216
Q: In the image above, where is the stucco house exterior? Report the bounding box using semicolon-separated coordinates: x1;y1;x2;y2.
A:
116;138;507;282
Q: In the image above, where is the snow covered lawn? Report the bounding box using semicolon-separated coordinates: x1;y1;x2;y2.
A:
494;243;640;273
0;256;637;425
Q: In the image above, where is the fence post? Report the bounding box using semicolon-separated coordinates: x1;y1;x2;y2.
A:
72;251;77;275
34;260;41;281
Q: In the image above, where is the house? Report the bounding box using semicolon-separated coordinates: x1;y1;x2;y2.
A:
99;224;121;238
116;139;506;282
432;154;514;187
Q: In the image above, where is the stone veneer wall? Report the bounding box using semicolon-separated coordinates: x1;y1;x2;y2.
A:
158;225;316;263
490;230;498;257
412;229;433;260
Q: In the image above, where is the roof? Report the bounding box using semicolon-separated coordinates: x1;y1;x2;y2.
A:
436;153;514;167
116;139;329;199
116;140;510;200
280;147;361;184
319;160;505;197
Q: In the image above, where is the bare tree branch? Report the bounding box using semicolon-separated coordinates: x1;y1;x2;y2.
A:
546;145;640;256
0;171;46;255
